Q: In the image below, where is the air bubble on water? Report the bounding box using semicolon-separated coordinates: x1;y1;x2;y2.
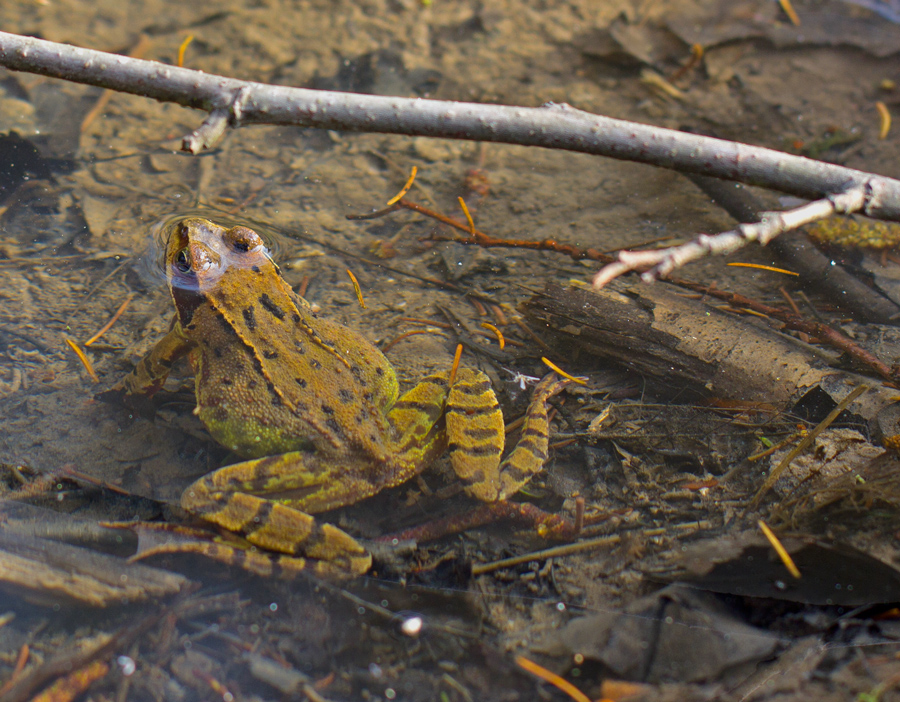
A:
117;655;136;676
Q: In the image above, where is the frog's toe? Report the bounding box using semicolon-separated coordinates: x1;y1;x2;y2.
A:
534;372;571;399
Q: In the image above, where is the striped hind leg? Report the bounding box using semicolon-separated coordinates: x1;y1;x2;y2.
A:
444;368;506;502
382;372;453;488
446;370;568;502
180;452;379;575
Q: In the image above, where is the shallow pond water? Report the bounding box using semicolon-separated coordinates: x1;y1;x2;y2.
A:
4;1;900;700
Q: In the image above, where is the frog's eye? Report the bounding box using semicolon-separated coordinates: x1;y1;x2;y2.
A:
174;247;192;273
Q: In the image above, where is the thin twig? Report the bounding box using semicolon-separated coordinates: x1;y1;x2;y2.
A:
348;198;614;262
361;195;898;382
471;534;622;575
749;384;869;509
593;187;868;287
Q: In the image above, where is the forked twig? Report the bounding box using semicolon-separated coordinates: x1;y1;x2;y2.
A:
593;187;868;287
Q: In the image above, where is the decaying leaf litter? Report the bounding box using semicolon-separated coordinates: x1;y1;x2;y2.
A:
4;0;900;700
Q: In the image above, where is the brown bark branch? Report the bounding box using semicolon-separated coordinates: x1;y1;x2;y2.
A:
3;31;900;220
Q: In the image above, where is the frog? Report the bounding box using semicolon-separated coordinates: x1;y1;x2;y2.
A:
108;216;568;577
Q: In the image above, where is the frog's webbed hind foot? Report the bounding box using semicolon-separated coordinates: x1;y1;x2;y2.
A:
125;522;364;579
492;372;569;501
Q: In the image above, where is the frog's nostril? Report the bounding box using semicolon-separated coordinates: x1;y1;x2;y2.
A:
227;226;264;252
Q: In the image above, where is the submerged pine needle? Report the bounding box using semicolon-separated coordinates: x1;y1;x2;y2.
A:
640;68;686;100
877;101;892;140
85;292;134;346
386;166;418;205
758;520;801;578
65;337;100;383
515;656;593;702
381;329;448;352
779;0;801;25
449;343;463;386
31;660;109;702
726;262;799;276
458;196;476;234
480;321;505;349
541;357;587;385
345;268;367;309
177;34;194;68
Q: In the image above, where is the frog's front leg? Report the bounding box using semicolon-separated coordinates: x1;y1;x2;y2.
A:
113;320;194;398
181;452;382;575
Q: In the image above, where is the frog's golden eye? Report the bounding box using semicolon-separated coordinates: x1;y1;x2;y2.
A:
174;247;192;273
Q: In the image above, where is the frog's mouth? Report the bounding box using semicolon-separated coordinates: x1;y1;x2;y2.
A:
169;262;213;327
166;219;227;323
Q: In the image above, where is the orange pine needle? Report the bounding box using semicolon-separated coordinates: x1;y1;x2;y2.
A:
778;0;801;25
346;268;367;309
670;43;704;82
177;34;194;68
314;671;336;690
758;520;801;579
515;656;592;702
541;357;587;385
449;343;463;387
469;297;488;316
12;644;29;677
877;101;892;139
726;262;799;276
601;679;650;701
480;321;505;349
193;668;233;699
458;196;476;234
297;275;311;298
398;317;453;329
85;293;134;346
0;643;30;698
65;338;99;383
386;166;418;205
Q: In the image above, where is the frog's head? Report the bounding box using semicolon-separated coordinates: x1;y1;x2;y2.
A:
164;217;271;326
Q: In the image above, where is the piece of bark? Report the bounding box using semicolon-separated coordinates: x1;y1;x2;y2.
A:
521;282;900;439
0;528;191;607
675;533;900;605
